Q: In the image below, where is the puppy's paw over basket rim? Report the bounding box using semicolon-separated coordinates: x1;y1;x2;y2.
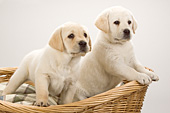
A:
0;67;148;113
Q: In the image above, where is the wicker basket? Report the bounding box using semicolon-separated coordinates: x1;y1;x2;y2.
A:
0;67;148;113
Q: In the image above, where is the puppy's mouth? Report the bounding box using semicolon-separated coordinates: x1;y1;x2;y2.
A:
114;36;131;42
71;51;87;57
114;38;127;42
123;33;131;40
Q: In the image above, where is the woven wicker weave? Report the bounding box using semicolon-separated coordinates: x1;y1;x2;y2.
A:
0;67;148;113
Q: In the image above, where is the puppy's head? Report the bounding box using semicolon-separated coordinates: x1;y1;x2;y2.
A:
95;6;137;43
49;22;91;57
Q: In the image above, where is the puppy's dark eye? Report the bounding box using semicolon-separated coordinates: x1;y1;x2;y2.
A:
84;33;87;38
128;20;131;25
68;33;74;39
114;20;120;25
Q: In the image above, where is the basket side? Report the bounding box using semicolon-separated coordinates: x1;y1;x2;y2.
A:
0;67;148;113
0;67;17;83
80;83;148;113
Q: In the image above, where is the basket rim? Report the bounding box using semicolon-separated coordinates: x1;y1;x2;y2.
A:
0;67;148;113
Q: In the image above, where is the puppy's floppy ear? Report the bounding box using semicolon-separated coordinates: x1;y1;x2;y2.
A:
82;26;92;51
88;37;92;51
95;10;110;33
49;27;64;52
132;15;137;34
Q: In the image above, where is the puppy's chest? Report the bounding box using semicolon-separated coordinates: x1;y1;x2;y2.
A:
48;65;73;96
49;62;79;94
57;65;72;76
50;61;73;77
121;52;133;66
112;45;134;66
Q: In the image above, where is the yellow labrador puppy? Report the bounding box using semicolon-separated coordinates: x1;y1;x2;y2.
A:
2;22;91;106
73;6;159;101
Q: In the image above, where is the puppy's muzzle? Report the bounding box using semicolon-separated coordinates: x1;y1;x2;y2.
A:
123;29;130;39
79;41;87;52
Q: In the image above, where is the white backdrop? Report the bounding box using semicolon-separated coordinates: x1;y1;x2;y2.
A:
0;0;169;112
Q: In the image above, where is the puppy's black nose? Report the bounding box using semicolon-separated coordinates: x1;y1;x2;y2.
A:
123;29;130;35
79;41;87;47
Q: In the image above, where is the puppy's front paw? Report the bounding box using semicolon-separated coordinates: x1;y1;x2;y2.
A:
147;72;159;81
137;73;152;85
34;100;50;107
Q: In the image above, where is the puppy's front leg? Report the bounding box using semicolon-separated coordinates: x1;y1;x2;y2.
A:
34;74;50;107
107;61;152;85
59;77;76;105
133;60;159;81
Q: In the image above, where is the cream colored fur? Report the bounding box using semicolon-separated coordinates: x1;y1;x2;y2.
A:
73;6;159;101
2;22;91;106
